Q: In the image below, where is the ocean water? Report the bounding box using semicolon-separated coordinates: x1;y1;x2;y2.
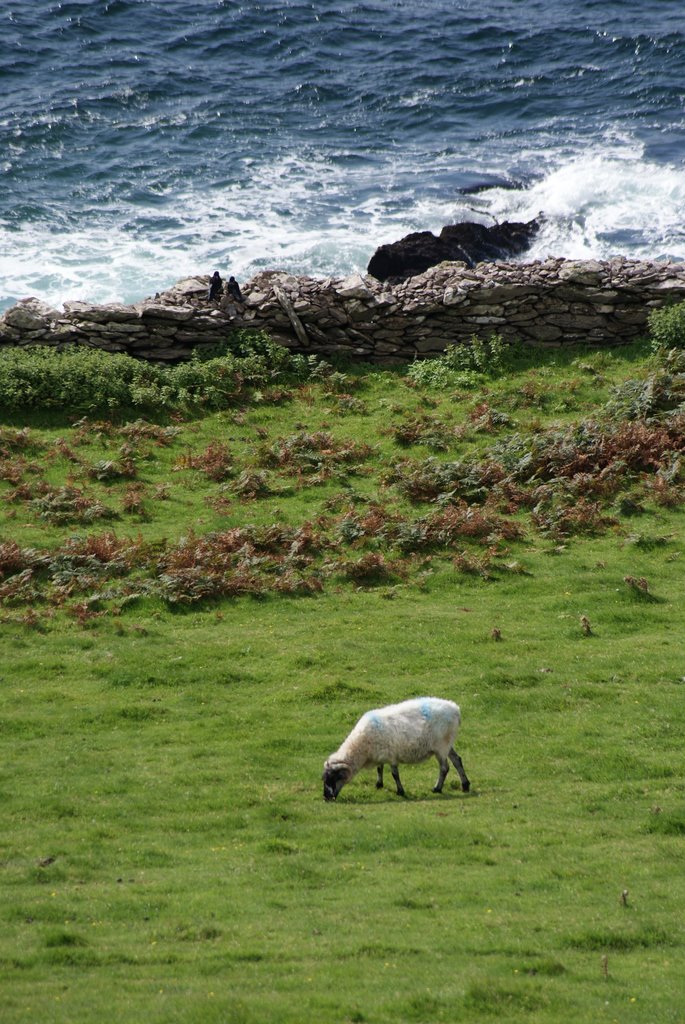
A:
1;0;684;312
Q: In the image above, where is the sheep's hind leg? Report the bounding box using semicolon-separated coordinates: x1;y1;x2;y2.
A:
433;756;449;793
449;748;470;792
390;765;406;797
376;765;384;789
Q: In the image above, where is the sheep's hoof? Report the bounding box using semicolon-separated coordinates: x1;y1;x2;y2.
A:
396;788;406;798
461;781;471;792
376;781;384;789
432;785;443;794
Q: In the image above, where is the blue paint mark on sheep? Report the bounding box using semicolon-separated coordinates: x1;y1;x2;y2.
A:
420;699;433;721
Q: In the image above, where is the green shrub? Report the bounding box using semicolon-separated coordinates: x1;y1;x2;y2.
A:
648;301;685;352
406;361;481;391
191;329;307;378
607;363;685;420
0;336;308;414
0;346;141;412
443;332;508;374
406;333;513;390
164;357;244;408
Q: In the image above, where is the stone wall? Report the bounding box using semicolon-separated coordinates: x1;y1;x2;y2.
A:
2;257;685;363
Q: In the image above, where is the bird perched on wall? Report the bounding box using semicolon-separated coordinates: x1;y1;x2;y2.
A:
226;275;243;302
207;271;223;301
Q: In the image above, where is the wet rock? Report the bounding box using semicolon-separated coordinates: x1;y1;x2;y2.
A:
367;218;541;281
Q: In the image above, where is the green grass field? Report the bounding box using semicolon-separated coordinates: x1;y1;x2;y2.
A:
1;338;684;1023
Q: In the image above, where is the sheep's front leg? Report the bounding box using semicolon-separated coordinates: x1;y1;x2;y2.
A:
433;755;449;793
390;764;406;797
449;747;470;792
376;765;384;789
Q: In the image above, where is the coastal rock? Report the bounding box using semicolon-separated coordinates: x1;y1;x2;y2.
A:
367;218;541;282
367;231;455;282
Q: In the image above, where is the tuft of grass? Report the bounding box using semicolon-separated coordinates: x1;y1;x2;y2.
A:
565;927;671;952
644;807;685;836
464;981;547;1015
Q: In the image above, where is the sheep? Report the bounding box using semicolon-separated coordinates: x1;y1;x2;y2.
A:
322;697;470;801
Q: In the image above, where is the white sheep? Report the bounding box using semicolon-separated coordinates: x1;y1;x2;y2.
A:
322;697;470;801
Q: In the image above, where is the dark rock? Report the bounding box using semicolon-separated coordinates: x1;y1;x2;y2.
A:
367;217;541;282
367;232;455;283
458;177;526;195
439;220;540;264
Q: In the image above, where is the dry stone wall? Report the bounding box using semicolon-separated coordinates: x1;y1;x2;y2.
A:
2;257;685;363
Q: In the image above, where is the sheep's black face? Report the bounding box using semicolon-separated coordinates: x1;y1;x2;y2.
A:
322;765;348;801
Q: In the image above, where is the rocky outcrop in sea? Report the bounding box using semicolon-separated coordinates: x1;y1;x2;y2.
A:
366;218;542;281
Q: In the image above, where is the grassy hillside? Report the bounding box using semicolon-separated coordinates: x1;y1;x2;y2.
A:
1;336;684;1023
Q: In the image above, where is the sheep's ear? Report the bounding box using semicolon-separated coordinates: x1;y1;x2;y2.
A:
322;763;350;785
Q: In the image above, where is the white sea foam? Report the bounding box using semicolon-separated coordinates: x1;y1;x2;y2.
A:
1;143;683;312
483;148;685;262
0;223;190;312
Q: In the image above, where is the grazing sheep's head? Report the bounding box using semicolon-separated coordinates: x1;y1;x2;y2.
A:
322;761;352;801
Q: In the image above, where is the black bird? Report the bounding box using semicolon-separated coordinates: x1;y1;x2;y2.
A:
207;271;223;301
226;275;243;302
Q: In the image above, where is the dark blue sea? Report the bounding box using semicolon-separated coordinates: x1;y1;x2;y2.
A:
2;0;684;311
